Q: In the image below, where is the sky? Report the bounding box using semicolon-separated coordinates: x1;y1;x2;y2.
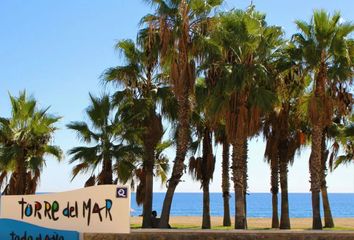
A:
0;0;353;193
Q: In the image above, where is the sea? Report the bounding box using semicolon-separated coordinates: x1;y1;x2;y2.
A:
131;193;354;218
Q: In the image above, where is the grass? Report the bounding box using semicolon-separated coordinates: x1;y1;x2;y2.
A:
323;227;354;231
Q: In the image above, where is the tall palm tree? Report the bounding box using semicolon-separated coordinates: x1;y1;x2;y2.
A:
293;10;354;229
0;91;62;195
67;94;139;186
324;119;354;228
322;38;354;229
142;0;223;228
263;112;280;228
263;42;309;229
209;7;282;229
214;123;231;227
320;128;334;228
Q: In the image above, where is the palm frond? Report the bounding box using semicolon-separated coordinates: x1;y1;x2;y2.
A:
67;121;98;143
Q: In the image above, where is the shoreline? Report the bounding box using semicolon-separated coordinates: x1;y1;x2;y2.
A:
131;217;354;229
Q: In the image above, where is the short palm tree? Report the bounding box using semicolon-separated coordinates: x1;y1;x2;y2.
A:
67;94;139;186
331;120;354;168
0;91;62;195
188;79;216;229
293;10;354;229
123;140;171;208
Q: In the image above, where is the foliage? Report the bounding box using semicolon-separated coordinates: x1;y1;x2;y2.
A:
0;91;62;194
67;94;141;185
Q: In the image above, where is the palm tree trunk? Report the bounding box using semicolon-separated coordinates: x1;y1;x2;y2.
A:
270;153;279;228
232;138;246;229
101;155;113;184
142;150;154;228
310;125;324;230
243;140;248;229
15;170;26;195
309;61;327;230
272;190;279;228
17;168;27;195
312;190;322;229
321;132;334;228
279;158;290;229
142;112;163;228
322;185;334;228
100;140;113;185
222;141;231;227
159;96;190;228
277;106;291;230
14;152;27;195
201;127;214;229
202;180;211;229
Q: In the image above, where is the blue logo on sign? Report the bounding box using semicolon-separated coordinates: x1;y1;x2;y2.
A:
0;219;79;240
116;187;128;198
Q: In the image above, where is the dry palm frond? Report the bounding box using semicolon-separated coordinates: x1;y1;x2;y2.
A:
248;106;261;136
329;141;340;171
136;182;145;206
26;169;40;194
0;171;8;190
135;168;146;206
84;175;96;187
188;156;200;181
8;172;17;195
236;105;248;140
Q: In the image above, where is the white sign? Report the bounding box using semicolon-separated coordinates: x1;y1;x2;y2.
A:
0;185;130;233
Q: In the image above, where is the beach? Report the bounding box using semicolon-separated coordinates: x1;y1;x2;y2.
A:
131;217;354;230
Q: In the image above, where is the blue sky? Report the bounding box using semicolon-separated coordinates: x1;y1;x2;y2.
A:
0;0;353;193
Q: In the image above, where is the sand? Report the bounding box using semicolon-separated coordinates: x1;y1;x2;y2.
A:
131;216;354;229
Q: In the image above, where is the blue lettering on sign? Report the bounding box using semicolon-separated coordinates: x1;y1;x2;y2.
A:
0;219;79;240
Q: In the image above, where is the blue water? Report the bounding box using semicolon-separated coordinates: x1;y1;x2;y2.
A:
131;193;354;218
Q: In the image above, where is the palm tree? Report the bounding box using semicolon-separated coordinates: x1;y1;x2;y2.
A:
324;119;354;228
104;34;172;227
265;42;309;229
322;38;354;229
331;120;354;169
0;91;62;195
116;99;164;228
263;112;280;228
330;117;354;169
67;94;139;186
142;0;223;228
122;140;171;208
188;79;216;229
209;7;282;229
188;136;215;229
320;128;334;228
293;10;354;229
214;123;231;227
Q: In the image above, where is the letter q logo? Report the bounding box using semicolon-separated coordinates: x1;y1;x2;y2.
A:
116;187;128;198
